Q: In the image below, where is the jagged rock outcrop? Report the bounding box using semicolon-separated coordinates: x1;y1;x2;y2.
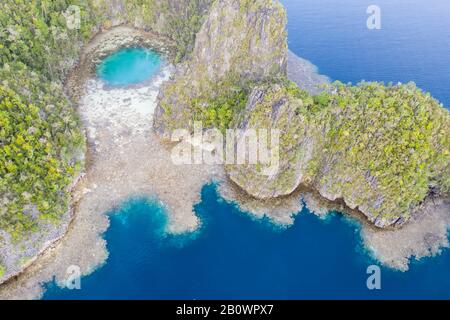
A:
227;82;318;198
0;0;214;285
153;0;288;138
226;82;450;228
89;0;214;62
151;0;449;229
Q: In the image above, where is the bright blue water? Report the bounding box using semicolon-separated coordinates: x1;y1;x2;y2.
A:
96;47;162;86
44;1;450;299
44;185;449;299
282;0;450;107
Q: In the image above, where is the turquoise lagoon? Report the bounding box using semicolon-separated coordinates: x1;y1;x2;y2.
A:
96;47;162;86
44;0;450;299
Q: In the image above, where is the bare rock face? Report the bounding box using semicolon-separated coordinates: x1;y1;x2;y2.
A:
153;0;288;138
150;0;449;230
191;0;288;82
226;83;317;199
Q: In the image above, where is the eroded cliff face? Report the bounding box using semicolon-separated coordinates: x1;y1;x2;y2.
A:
227;82;318;199
88;0;214;62
226;81;450;228
151;0;449;229
153;0;288;138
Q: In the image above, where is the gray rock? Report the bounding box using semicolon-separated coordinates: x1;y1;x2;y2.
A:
153;0;288;138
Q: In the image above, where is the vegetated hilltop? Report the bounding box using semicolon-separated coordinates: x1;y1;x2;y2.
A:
226;81;449;227
0;0;214;278
153;0;450;228
0;0;448;281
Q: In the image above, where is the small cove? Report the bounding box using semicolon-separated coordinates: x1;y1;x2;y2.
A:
43;11;450;299
43;184;450;299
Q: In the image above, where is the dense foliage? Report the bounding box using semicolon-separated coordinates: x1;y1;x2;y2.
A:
0;0;94;80
0;0;90;239
0;0;212;240
192;80;249;133
227;79;449;224
314;82;449;221
0;63;85;238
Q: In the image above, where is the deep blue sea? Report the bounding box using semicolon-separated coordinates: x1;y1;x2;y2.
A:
283;0;450;107
44;1;450;299
44;185;450;299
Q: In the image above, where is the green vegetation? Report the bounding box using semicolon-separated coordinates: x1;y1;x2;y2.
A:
313;81;449;221
228;79;449;224
153;0;288;137
0;0;95;80
89;0;214;62
0;264;5;278
0;67;84;238
193;83;248;132
0;0;89;238
0;0;213;239
0;0;213;77
152;0;214;62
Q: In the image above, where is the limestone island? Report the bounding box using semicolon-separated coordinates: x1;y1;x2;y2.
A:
0;0;448;299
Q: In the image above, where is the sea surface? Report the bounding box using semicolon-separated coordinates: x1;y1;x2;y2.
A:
44;1;450;299
44;185;449;299
283;0;450;107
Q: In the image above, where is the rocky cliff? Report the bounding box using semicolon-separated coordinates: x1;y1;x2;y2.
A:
153;0;288;138
89;0;215;62
151;0;449;229
227;81;450;228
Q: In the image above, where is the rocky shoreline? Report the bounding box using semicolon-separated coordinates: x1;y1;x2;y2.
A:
0;25;219;297
0;5;448;298
0;173;84;286
220;173;450;271
0;23;332;294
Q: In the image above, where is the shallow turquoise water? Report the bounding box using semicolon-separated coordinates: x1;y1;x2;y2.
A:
43;185;450;299
96;47;162;86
